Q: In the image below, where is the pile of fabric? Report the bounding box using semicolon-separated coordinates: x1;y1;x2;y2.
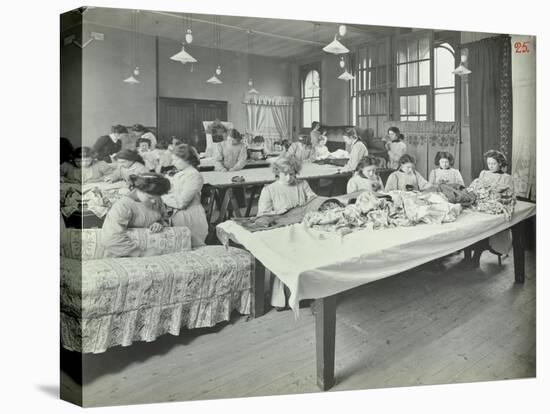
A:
467;181;516;221
60;184;124;218
303;190;462;235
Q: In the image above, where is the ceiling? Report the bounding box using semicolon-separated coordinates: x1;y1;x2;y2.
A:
62;6;399;59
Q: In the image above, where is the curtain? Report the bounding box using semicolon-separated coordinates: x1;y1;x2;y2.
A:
511;35;536;200
244;95;294;151
466;35;513;179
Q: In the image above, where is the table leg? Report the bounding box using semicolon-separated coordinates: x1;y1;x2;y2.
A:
206;187;217;224
245;185;261;217
512;221;526;283
315;294;337;391
229;191;243;218
251;258;266;318
218;188;233;222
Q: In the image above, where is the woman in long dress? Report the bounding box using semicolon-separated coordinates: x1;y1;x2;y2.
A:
162;144;209;247
101;173;171;258
257;155;318;309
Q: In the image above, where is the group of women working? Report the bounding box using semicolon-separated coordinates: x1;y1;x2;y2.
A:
61;123;515;308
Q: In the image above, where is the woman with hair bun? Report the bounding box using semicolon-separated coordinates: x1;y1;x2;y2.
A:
470;150;514;192
213;128;248;172
384;154;431;192
105;149;149;183
342;127;368;171
60;146;113;183
100;173;171;258
385;126;407;170
161;144;208;247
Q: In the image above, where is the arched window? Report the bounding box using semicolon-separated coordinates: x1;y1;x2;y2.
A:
301;66;320;129
434;43;456;121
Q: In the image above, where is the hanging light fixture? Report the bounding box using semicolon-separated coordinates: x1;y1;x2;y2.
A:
246;30;259;94
337;53;355;81
338;24;347;37
323;34;350;55
206;16;223;84
452;50;472;76
170;13;197;65
185;15;194;44
124;10;140;84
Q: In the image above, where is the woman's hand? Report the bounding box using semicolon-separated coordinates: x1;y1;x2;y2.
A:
149;222;164;233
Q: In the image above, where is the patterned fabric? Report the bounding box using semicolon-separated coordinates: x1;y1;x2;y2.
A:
60;246;253;353
499;35;513;161
61;227;192;260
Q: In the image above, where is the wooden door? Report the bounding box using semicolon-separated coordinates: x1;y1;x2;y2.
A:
157;98;227;150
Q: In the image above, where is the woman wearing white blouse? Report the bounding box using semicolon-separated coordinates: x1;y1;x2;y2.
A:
342;127;368;172
161;144;208;247
428;151;465;186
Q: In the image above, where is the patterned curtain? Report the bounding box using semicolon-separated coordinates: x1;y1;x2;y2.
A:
465;35;513;179
511;35;536;200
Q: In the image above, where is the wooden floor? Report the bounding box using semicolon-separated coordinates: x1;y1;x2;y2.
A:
63;248;536;407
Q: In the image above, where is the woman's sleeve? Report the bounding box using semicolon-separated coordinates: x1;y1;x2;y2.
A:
108;166;122;182
302;180;318;201
455;169;465;186
230;146;248;171
286;143;297;157
385;173;397;192
257;186;273;216
162;173;203;210
428;169;436;184
346;176;357;194
417;172;431;190
213;143;227;171
101;201;142;257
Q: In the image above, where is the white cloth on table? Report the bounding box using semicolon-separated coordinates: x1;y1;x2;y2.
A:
162;166;208;247
217;201;535;315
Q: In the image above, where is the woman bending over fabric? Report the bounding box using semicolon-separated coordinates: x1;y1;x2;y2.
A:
428;151;465;186
61;146;113;183
161;144;209;247
341;127;368;172
213;129;248;172
101;173;170;258
256;155;318;310
285;135;316;164
385;154;431;192
346;156;384;194
105;149;149;184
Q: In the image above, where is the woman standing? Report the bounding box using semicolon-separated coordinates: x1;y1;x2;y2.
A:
385;127;407;170
310;121;322;146
162;144;209;247
342;127;368;172
101;173;171;258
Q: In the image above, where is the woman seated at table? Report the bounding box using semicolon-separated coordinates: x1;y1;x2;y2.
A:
61;146;113;183
313;134;330;160
213;129;248;172
105;149;149;184
346;156;384;194
162;144;208;247
257;155;318;309
101;173;170;258
428;151;465;186
137;137;160;172
132;124;157;149
342;127;368;171
286;135;315;163
385;154;431;192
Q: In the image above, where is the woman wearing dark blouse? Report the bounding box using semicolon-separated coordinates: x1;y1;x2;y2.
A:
93;124;127;163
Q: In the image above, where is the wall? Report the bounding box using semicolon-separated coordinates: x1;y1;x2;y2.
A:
74;23;292;147
157;37;292;133
81;23;157;147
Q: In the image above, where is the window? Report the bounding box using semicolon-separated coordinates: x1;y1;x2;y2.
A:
301;65;320;129
400;95;427;121
352;39;390;138
434;43;456;121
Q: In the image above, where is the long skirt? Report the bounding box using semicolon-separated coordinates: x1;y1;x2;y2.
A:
171;203;209;247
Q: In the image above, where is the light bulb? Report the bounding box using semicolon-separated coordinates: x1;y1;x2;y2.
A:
216;65;222;75
338;25;347;37
339;57;345;68
133;66;140;76
185;29;193;44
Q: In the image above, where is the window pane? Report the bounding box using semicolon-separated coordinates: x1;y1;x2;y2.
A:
359;47;367;69
398;64;407;88
311;98;320;123
351;97;357;123
303;100;311;128
419;60;430;86
435;89;455;121
400;96;408;115
409;116;419;121
303;70;319;98
378;116;386;138
362;69;367;91
407;62;418;87
379;43;387;66
400;115;408;121
407;38;418;61
419;95;427;114
419;36;430;60
419;116;427;121
378;67;386;87
397;39;407;64
358;116;368;129
435;47;455;88
408;95;418;115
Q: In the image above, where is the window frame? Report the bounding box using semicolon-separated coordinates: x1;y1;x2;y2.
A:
300;62;321;132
